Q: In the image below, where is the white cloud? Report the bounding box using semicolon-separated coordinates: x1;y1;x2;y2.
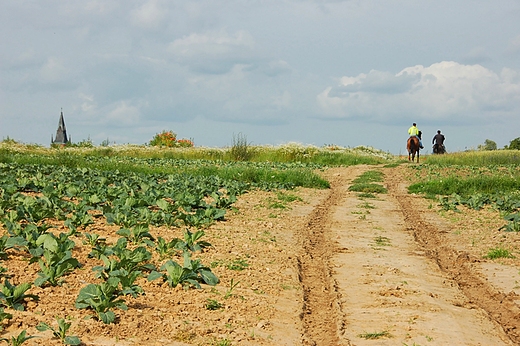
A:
130;0;167;29
39;57;69;83
105;102;141;126
78;93;97;113
84;1;119;15
318;61;520;123
170;29;254;56
169;30;254;58
168;30;256;74
262;60;292;77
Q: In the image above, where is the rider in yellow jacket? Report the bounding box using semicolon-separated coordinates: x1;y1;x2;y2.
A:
408;123;424;149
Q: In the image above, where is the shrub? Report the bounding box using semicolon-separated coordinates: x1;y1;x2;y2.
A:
149;131;194;148
477;139;497;151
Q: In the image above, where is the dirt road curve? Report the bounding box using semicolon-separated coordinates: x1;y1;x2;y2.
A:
296;165;518;346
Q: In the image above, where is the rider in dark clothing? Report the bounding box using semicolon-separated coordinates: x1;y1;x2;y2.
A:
432;130;445;152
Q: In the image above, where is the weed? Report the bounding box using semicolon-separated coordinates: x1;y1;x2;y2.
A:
230;133;253;161
352;170;384;183
357;201;375;209
214;339;231;346
349;183;387;194
484;247;515;259
224;279;240;299
357;192;376;198
374;236;391;247
358;330;391;339
211;258;249;271
276;191;302;203
205;299;223;311
268;201;287;209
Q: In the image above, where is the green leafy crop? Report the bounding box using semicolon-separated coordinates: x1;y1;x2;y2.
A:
0;279;39;311
75;278;128;324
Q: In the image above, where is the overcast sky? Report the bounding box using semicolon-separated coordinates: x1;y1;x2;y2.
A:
1;1;520;154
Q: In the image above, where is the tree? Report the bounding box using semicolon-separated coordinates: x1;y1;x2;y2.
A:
506;137;520;150
478;139;497;151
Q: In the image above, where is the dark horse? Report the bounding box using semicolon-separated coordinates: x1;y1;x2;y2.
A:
407;131;421;163
433;143;446;154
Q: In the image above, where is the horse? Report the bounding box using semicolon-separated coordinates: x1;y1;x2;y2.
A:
433;143;446;154
407;136;420;163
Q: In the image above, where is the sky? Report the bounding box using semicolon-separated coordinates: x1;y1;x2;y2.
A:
1;0;520;154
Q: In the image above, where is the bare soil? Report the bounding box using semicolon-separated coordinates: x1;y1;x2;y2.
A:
2;165;520;345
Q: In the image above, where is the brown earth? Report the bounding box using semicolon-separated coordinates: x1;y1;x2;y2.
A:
2;165;520;345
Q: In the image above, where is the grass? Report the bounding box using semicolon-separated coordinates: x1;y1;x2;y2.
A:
357;201;375;209
211;258;250;271
351;170;384;183
205;299;223;311
267;192;303;209
0;141;395;165
484;247;515;259
358;330;391;339
349;170;387;193
409;175;520;196
425;150;520;166
349;183;387;194
373;236;391;247
357;192;377;198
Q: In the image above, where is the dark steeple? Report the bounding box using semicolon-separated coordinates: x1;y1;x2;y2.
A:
51;109;70;145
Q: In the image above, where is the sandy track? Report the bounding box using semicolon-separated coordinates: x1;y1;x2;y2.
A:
297;166;515;345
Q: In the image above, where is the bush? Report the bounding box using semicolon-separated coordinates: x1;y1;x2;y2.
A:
478;139;497;151
149;131;194;148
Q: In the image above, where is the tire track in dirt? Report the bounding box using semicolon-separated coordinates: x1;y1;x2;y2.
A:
297;169;347;346
387;166;520;344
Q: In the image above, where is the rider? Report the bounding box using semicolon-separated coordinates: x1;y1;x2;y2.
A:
408;123;424;149
432;130;445;152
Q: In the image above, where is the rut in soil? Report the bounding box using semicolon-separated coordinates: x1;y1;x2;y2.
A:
298;173;344;346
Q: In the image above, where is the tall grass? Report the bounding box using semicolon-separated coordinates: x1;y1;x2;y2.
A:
427;150;520;166
409;175;520;196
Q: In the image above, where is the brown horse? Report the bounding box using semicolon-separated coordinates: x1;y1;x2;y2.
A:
407;136;420;162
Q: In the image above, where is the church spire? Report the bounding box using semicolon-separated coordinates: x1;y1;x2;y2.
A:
51;108;70;145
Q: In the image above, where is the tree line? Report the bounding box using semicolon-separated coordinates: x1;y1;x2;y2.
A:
478;137;520;151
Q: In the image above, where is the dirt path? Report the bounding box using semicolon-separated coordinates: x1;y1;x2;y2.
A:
296;165;516;345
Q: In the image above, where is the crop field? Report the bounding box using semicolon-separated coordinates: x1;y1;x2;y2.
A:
0;142;519;345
